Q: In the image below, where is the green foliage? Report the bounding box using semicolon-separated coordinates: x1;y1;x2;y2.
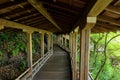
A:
19;59;27;71
90;31;120;80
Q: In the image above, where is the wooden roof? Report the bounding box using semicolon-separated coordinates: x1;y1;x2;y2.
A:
0;0;120;34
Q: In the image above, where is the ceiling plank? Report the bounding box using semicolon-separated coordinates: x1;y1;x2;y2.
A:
105;5;120;15
98;15;120;26
28;0;62;31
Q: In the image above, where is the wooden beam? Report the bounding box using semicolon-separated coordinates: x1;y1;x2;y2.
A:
73;0;112;31
98;15;120;26
105;5;120;15
28;0;62;31
0;18;51;33
88;0;112;16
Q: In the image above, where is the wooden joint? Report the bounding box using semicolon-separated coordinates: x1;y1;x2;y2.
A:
87;17;96;23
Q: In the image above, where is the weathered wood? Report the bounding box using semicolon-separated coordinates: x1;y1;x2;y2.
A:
105;5;120;15
0;18;51;33
40;33;44;57
26;32;33;76
98;15;120;26
28;0;62;31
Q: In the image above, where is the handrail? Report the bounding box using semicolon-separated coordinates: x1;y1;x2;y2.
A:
89;72;94;80
16;49;53;80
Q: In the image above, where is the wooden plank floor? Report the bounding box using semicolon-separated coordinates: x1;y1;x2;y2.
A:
33;45;72;80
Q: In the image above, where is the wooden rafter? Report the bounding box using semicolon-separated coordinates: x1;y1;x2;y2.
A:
26;19;49;26
21;16;44;24
0;2;28;14
14;13;40;21
1;4;32;17
28;0;62;31
105;5;120;15
42;1;80;15
98;15;120;26
97;21;120;30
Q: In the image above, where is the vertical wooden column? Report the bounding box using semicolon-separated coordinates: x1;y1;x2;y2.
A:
26;31;33;76
47;34;51;51
61;35;64;46
65;34;67;47
79;17;96;80
80;29;90;80
72;33;78;80
51;34;53;54
69;34;71;49
40;33;44;57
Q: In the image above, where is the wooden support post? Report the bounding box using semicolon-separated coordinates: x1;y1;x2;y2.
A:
64;35;67;47
41;33;44;57
47;34;51;51
72;33;78;80
80;29;90;80
79;17;96;80
61;35;64;46
26;31;33;77
51;34;53;54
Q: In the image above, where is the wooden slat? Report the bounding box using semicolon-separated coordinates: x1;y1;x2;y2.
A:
0;18;51;33
105;5;120;15
28;0;62;31
98;15;120;26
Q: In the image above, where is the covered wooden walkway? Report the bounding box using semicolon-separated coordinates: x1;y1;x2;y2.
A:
33;45;72;80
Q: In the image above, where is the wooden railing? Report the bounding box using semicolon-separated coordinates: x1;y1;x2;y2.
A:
16;50;53;80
